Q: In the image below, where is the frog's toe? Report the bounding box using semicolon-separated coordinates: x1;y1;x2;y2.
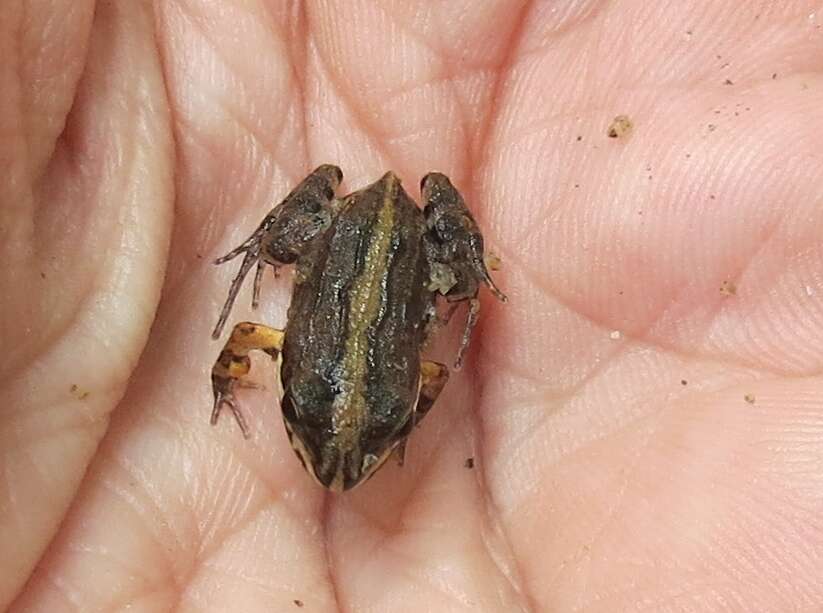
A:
210;382;250;439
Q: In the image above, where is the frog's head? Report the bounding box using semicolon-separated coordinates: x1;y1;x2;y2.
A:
281;378;405;491
282;416;397;492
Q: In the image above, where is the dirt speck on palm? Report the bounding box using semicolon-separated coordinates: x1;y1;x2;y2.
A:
607;115;633;138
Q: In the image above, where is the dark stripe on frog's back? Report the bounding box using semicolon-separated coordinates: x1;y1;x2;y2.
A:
281;188;375;385
281;173;430;440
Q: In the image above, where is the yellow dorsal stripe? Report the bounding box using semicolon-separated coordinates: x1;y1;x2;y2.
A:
331;176;397;437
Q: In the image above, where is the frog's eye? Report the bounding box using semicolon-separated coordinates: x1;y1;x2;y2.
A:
286;373;334;426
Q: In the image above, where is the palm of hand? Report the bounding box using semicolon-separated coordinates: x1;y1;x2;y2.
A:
4;2;823;611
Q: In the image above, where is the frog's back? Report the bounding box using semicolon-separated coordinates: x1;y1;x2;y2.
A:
281;172;433;487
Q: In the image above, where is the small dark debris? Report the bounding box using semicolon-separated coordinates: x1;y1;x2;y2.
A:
607;115;633;138
70;384;90;401
576;135;583;141
710;194;716;200
707;124;717;132
720;280;737;296
744;394;756;404
724;78;734;85
485;253;502;272
686;30;693;35
574;183;580;188
40;272;46;279
464;458;475;469
681;379;688;386
294;599;304;608
720;62;730;69
196;253;204;259
772;73;778;79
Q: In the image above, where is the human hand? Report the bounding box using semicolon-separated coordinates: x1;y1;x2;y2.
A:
4;2;823;611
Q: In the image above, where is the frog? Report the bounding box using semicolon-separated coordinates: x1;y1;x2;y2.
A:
210;165;506;491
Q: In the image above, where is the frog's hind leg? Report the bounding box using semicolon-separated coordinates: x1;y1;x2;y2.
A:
211;164;343;339
420;172;507;369
392;360;450;466
211;322;284;438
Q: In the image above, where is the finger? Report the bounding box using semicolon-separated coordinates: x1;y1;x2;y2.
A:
0;1;173;608
11;1;331;610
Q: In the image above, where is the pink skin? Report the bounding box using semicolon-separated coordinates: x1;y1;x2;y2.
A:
3;1;823;611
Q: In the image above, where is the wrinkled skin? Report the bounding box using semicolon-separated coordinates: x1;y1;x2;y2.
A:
3;1;823;611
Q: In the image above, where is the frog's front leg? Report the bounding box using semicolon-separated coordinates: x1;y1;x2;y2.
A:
392;360;450;466
211;164;343;338
211;322;285;438
421;172;507;369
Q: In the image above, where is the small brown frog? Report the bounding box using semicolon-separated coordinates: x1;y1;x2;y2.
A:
210;166;505;491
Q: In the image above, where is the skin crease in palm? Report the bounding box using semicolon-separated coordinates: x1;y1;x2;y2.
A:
2;1;823;611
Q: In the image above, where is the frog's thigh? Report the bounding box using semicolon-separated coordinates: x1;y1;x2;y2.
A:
213;321;284;384
211;322;285;437
391;360;450;467
222;321;284;357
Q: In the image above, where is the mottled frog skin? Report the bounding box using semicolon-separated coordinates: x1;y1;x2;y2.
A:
210;166;505;491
